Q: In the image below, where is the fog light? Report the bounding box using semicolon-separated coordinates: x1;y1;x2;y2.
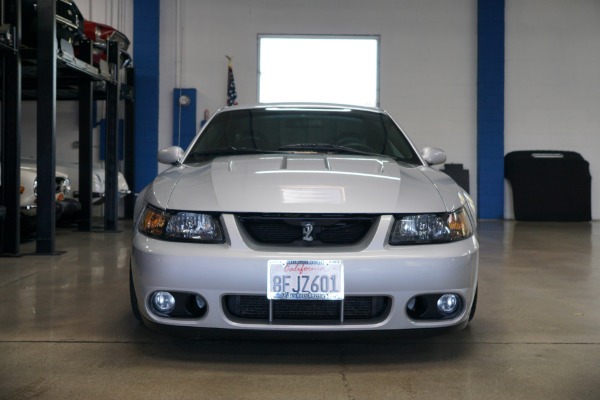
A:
151;291;176;314
437;294;459;315
195;295;206;309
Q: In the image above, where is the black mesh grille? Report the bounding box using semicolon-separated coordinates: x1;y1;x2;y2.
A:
224;295;391;323
236;214;377;246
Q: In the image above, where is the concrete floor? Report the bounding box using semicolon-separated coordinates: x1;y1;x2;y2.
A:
1;220;599;399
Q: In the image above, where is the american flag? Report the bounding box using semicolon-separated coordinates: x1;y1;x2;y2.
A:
227;57;238;106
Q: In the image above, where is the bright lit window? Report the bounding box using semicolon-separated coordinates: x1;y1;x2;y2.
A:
258;35;379;107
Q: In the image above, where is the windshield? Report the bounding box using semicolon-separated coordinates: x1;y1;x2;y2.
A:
184;107;422;164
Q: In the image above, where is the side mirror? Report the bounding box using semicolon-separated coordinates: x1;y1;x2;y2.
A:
158;146;184;165
421;147;447;166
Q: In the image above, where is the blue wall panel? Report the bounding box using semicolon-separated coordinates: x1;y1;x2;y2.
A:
477;0;505;219
133;0;160;193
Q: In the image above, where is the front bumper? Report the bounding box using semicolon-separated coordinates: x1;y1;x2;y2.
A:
131;215;479;332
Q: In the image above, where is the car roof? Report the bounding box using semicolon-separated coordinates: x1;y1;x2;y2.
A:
216;103;387;115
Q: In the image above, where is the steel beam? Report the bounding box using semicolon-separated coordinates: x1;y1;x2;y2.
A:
104;40;120;231
0;0;22;256
35;0;57;254
78;39;93;231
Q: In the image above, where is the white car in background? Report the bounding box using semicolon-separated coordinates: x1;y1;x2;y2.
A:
19;162;72;215
54;162;130;205
16;158;130;231
15;161;75;234
130;103;479;336
21;157;130;205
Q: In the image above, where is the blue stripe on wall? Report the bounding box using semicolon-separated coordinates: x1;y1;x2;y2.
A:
133;0;160;193
477;0;505;219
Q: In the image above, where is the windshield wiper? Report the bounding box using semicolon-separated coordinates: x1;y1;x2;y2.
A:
278;143;381;157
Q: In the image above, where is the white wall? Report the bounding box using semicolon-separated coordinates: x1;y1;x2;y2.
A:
158;0;478;194
505;0;600;219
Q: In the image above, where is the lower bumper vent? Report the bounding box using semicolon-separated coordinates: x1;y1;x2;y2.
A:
223;295;391;324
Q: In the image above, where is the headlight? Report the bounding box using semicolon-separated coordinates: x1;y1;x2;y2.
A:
389;207;473;245
138;205;225;243
35;177;72;197
61;178;72;196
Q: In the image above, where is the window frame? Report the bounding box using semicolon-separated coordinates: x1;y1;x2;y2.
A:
257;34;381;107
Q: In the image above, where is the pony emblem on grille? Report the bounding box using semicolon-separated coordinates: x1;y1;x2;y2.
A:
302;222;314;242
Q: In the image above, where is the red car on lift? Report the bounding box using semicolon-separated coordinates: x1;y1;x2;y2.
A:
82;20;132;69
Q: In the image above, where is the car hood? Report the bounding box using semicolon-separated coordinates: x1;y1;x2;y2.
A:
144;154;466;214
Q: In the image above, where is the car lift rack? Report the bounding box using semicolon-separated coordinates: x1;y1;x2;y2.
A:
0;0;135;256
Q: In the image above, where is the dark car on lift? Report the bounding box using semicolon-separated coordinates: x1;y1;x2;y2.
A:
21;0;131;69
21;0;85;49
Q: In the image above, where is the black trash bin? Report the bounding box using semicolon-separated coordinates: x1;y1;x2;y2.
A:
504;150;591;221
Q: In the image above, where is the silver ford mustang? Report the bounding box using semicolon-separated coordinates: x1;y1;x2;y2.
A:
130;104;479;334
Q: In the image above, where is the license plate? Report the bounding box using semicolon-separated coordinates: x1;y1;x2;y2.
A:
267;260;344;300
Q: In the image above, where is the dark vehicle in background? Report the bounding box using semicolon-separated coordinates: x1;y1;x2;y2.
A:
21;0;84;48
20;0;131;69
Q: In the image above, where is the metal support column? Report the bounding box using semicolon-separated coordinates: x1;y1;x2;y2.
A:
78;39;93;231
35;0;57;254
0;0;21;256
104;40;120;231
124;67;135;219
